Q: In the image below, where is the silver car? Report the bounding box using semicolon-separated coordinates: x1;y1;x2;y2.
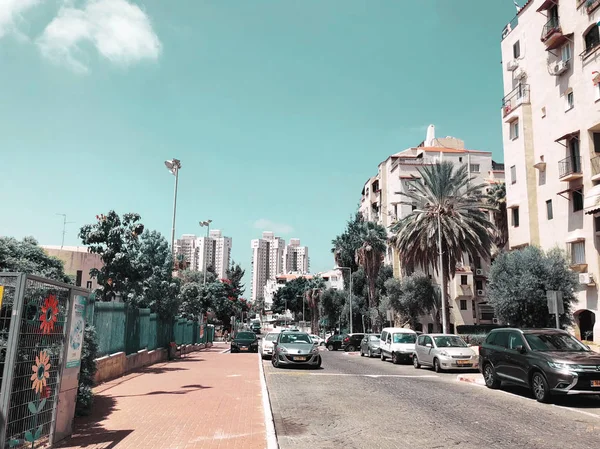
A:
360;334;381;358
413;334;478;372
272;331;322;368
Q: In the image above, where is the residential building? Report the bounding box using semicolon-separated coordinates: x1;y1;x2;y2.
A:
283;238;309;274
262;270;342;309
41;246;103;289
250;231;285;301
317;269;345;291
359;125;504;331
500;0;600;342
175;230;232;279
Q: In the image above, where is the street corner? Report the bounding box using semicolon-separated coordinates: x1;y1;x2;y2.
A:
457;373;485;386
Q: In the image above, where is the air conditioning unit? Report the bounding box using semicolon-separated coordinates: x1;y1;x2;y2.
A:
514;67;527;79
477;289;485;297
507;59;519;71
475;269;484;276
579;272;595;285
492;318;499;324
550;60;568;76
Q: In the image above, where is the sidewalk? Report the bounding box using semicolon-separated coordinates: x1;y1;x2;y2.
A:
56;344;268;449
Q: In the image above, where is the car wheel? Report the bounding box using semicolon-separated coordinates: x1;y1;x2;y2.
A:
381;352;386;361
347;345;355;352
413;354;421;369
392;352;400;365
531;372;551;403
360;348;364;357
327;344;335;351
320;342;325;346
368;349;373;358
483;363;501;389
316;356;322;368
433;358;442;373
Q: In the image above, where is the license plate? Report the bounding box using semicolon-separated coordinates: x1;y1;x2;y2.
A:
591;380;600;387
240;347;248;351
294;356;307;361
456;360;471;366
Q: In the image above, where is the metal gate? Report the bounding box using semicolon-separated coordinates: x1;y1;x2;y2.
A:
0;273;89;448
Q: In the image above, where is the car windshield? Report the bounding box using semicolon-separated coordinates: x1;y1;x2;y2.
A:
236;332;255;339
279;333;312;344
433;336;468;348
311;335;320;340
524;333;589;352
264;333;278;341
393;333;416;344
369;335;381;341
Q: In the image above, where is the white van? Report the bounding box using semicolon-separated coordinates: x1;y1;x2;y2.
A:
379;327;418;364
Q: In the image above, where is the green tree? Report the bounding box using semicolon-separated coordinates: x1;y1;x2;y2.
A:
385;273;436;330
179;269;216;285
389;161;493;331
79;211;145;301
320;288;346;330
271;277;311;316
305;277;325;333
486;182;509;257
0;236;70;283
356;221;388;320
178;282;205;319
226;261;245;294
331;212;364;285
487;246;578;328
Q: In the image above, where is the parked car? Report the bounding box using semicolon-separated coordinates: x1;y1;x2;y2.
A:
251;320;262;334
413;334;478;372
271;331;322;368
261;331;280;358
379;328;417;364
360;334;381;358
310;334;325;346
479;328;600;403
343;333;365;352
231;331;259;353
325;334;346;351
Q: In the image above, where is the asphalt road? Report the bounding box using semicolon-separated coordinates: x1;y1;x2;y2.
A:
263;350;600;449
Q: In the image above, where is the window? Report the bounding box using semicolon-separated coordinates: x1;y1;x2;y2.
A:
510;165;517;184
460;300;467;311
584;25;600;54
427;323;434;333
566;90;574;111
573;188;583;212
76;270;82;287
493;331;510;348
594;133;600;153
512;207;520;227
570;241;586;265
86;281;93;289
595;215;600;234
508;332;525;350
596;83;600;102
509;120;519;140
475;280;484;291
411;203;417;211
472;300;477;319
561;43;571;62
470;164;480;173
541;106;546;118
513;40;521;58
459;157;463;163
546;200;553;220
461;275;468;285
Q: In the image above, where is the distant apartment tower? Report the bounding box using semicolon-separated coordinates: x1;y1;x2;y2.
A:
175;230;232;279
283;238;309;274
250;231;285;301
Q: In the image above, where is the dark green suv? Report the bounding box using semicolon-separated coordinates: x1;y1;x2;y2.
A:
231;331;259;353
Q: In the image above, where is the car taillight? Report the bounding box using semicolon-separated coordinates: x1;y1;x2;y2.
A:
344;337;349;342
478;346;482;354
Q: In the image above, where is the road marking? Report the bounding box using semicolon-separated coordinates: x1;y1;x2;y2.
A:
258;353;279;449
226;374;241;377
267;372;438;378
220;348;231;354
552;404;600;419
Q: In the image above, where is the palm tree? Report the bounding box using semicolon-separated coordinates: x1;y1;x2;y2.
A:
355;221;388;312
486;182;509;257
389;161;494;331
305;277;325;334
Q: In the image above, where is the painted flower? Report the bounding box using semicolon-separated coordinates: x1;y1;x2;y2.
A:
40;294;59;334
41;386;51;399
31;351;51;394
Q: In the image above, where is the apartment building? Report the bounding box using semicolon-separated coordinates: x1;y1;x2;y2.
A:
359;126;505;331
175;230;232;279
41;246;103;289
283;238;309;274
250;231;285;301
500;0;600;342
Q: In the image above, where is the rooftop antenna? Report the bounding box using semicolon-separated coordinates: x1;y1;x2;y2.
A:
56;214;75;249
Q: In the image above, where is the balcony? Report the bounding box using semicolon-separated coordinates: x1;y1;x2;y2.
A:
592;156;600;181
558;156;583;181
587;0;600;14
501;15;518;41
541;16;566;49
502;84;530;118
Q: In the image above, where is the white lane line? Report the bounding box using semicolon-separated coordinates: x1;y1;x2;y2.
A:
267;372;438;378
258;353;279;448
551;404;600;419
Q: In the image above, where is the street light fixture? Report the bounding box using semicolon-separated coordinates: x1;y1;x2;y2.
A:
334;266;353;334
165;159;182;262
199;219;212;285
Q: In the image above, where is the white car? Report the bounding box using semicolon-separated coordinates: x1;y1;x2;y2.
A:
310;334;325;346
379;327;417;364
261;331;280;358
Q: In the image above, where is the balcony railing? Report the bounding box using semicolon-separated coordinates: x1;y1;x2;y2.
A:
541;16;560;41
588;0;600;14
580;41;600;60
591;156;600;177
502;84;530;117
559;156;582;179
501;15;519;41
397;157;436;166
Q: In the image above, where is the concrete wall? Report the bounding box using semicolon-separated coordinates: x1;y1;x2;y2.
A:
42;246;103;289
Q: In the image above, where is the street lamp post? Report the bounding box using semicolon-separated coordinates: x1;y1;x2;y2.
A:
335;266;353;334
199;220;212;285
165;159;182;262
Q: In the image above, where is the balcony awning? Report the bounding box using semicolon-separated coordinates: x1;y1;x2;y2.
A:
584;184;600;215
566;229;586;243
536;0;557;12
546;33;573;51
555;130;580;143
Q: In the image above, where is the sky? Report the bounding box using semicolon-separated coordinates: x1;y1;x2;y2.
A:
0;0;518;292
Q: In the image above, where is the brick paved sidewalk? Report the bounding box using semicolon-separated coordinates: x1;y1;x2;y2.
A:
56;344;267;449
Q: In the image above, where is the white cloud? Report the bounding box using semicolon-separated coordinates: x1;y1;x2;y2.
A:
0;0;41;40
253;219;294;235
37;0;161;73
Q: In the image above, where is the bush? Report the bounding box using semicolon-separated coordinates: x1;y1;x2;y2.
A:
456;324;505;335
76;325;98;416
461;334;487;346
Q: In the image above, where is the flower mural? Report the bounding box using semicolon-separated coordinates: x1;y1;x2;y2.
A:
39;294;59;334
31;351;51;394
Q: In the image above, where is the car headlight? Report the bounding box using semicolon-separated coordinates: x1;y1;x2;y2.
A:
278;347;288;353
439;350;450;357
547;362;582;372
312;346;319;354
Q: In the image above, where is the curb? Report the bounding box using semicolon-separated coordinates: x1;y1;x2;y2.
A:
456;374;485;386
258;353;279;449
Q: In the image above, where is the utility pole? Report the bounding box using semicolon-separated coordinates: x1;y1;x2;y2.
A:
56;214;74;249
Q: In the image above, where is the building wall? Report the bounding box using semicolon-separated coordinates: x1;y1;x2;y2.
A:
175;231;232;279
41;246;103;289
500;0;600;342
251;231;286;301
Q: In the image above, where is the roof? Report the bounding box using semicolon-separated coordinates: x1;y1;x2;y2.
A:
518;0;534;16
275;274;313;280
421;147;491;154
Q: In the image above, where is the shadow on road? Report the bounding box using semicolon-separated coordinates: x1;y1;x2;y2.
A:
501;384;600;409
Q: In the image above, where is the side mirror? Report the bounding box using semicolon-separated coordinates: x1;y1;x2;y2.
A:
425;343;432;348
467;344;472;347
515;345;526;354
